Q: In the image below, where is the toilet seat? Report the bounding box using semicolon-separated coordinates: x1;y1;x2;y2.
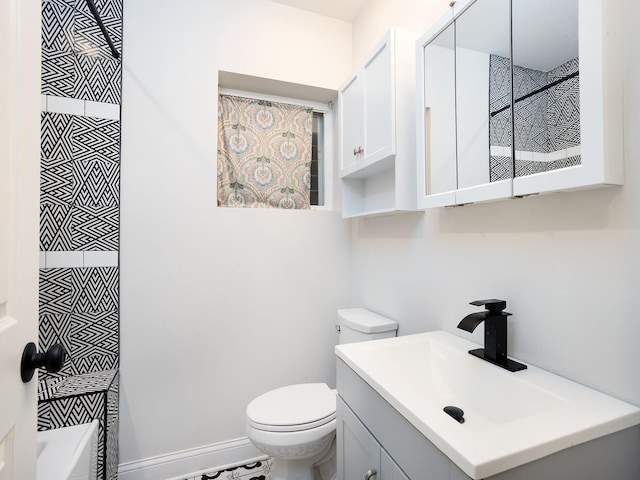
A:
246;383;336;433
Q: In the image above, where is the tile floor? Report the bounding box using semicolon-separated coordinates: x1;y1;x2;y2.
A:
182;459;272;480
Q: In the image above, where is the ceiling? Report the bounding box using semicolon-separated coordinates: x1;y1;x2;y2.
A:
270;0;368;22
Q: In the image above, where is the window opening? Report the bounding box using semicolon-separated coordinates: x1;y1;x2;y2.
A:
217;87;331;209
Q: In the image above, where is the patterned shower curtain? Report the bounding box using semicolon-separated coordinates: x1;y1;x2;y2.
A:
217;94;313;209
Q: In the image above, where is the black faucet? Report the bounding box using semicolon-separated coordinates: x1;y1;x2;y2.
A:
457;299;527;372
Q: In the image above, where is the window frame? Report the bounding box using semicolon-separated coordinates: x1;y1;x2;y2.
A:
218;87;334;211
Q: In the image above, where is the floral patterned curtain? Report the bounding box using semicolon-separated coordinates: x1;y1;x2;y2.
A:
217;94;313;209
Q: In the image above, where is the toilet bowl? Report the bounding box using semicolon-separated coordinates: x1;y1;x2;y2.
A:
246;308;398;480
246;383;337;480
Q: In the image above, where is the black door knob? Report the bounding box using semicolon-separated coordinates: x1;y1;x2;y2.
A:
21;342;66;383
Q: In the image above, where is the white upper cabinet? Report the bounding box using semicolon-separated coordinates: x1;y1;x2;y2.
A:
340;31;395;178
416;0;623;209
511;0;623;196
340;29;418;218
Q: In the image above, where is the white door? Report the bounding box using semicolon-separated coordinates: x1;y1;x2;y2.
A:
0;0;42;478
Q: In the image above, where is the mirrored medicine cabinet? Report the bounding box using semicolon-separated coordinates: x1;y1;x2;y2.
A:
416;0;623;209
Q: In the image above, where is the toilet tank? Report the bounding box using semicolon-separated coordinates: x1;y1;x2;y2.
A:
337;308;398;345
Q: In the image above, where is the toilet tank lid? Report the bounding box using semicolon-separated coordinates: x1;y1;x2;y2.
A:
338;308;397;333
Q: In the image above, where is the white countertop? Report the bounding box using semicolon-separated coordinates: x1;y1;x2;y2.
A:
336;330;640;479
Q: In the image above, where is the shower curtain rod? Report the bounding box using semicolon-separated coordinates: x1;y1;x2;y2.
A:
490;70;579;117
84;0;120;59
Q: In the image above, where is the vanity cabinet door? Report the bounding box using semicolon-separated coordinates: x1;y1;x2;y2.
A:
381;449;410;480
338;397;413;480
337;398;382;480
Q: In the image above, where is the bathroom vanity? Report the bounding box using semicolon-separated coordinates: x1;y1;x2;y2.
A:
335;331;640;479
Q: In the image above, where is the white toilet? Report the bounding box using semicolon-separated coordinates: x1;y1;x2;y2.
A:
246;308;398;480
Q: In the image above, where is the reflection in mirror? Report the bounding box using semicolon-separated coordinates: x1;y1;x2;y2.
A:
509;0;579;178
455;0;511;189
423;23;456;196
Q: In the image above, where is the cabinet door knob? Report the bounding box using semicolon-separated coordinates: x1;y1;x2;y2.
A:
365;469;377;480
353;146;364;156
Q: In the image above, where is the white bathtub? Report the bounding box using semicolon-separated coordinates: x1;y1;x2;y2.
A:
37;420;99;480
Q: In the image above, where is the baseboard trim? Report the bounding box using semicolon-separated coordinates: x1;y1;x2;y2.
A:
118;437;266;480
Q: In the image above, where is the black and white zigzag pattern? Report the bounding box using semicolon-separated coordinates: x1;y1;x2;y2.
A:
73;161;120;206
42;51;76;97
40;268;72;314
70;354;119;375
42;113;120;164
53;369;118;397
39;313;74;356
74;6;122;60
184;459;273;480
75;0;123;24
489;156;512;182
70;267;119;311
489;56;581;182
72;206;119;250
39;3;121;477
548;59;580;150
41;157;75;205
40;203;74;250
41;112;120;249
48;392;105;426
71;311;118;358
73;116;120;162
42;158;120;208
74;54;122;104
488;55;512;148
39;311;118;378
513;65;549;153
41;112;75;160
106;414;119;480
38;370;119;479
42;0;122;102
42;0;74;54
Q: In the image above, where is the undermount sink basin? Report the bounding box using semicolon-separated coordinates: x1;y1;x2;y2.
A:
335;330;640;478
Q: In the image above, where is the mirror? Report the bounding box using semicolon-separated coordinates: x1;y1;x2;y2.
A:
455;0;511;189
423;22;456;196
511;0;580;178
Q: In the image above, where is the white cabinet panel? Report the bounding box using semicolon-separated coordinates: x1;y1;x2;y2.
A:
362;39;394;166
381;449;410;480
339;29;418;218
340;73;363;173
338;399;381;480
416;0;623;208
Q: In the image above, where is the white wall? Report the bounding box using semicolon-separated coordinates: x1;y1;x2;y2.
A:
350;0;640;407
352;0;451;66
120;0;640;469
119;0;352;464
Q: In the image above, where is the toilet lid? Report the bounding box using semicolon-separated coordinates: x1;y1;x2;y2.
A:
247;383;336;432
